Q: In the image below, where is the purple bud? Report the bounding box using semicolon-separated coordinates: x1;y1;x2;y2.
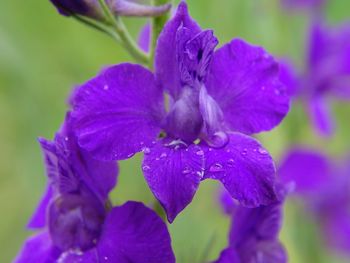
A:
50;0;104;19
107;0;171;17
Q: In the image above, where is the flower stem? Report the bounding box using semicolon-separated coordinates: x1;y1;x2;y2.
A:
97;0;149;65
149;0;172;70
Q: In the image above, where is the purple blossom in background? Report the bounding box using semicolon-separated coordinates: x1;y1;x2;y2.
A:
71;1;290;222
280;21;350;136
214;187;288;263
279;148;350;253
282;0;325;11
14;115;175;263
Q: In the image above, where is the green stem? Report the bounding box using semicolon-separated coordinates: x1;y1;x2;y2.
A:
97;0;149;65
149;0;172;70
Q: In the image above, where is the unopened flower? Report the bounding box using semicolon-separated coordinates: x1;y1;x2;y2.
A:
14;115;175;263
71;2;290;222
50;0;171;20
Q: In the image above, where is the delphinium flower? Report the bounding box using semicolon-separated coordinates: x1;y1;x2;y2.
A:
14;115;175;262
213;187;288;263
280;21;350;136
70;1;290;223
279;148;350;253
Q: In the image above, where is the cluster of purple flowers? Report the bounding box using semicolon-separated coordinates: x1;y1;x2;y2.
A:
15;0;350;262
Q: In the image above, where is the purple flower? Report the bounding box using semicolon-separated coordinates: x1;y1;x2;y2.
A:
50;0;103;18
280;21;350;136
279;148;350;253
214;187;288;263
14;115;175;263
71;2;290;222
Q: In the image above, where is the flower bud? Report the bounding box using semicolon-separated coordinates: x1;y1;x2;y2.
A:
107;0;171;17
50;0;104;19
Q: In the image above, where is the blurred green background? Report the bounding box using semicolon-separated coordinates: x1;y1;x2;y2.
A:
1;0;350;262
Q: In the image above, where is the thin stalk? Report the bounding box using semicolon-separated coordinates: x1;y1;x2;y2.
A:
149;0;172;69
98;0;149;64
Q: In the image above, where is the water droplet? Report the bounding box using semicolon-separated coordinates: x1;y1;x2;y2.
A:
182;167;191;174
226;149;231;153
103;85;109;90
143;147;151;154
196;171;204;178
196;149;204;156
104;256;108;261
209;163;224;172
274;88;280;95
127;153;133;158
258;147;268;155
227;159;235;167
142;165;150;171
155;157;160;161
160;152;167;158
208;148;213;152
64;136;69;141
241;148;248;156
261;86;266;91
140;141;144;145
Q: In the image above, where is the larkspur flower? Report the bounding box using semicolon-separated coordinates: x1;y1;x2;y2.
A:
14;115;175;263
280;21;350;136
214;187;288;263
71;2;290;222
50;0;171;19
279;148;350;253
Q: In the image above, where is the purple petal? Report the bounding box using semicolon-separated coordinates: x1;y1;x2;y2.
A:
27;185;53;229
278;148;332;195
95;201;175;262
202;133;277;207
14;232;60;263
205;39;290;135
279;59;299;97
324;210;350;253
155;1;201;99
213;247;240;263
219;188;237;215
142;140;204;222
71;64;165;161
229;202;283;246
138;23;151;52
308;96;334;136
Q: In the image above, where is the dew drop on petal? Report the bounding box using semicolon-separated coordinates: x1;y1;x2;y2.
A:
142;165;150;171
103;85;109;90
227;159;235;167
195;149;204;156
241;148;248;156
160;152;167;158
258;147;268;155
182;167;191;174
209;163;224;172
142;147;151;154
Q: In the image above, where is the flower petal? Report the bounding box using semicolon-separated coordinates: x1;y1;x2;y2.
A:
96;201;175;262
71;64;165;161
14;232;60;263
142;140;204;222
155;1;201;99
278;148;332;195
27;185;53;229
308;96;334;136
202;133;277;207
205;39;290;134
213;247;240;263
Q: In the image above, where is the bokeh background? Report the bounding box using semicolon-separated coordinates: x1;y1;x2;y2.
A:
1;0;350;262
